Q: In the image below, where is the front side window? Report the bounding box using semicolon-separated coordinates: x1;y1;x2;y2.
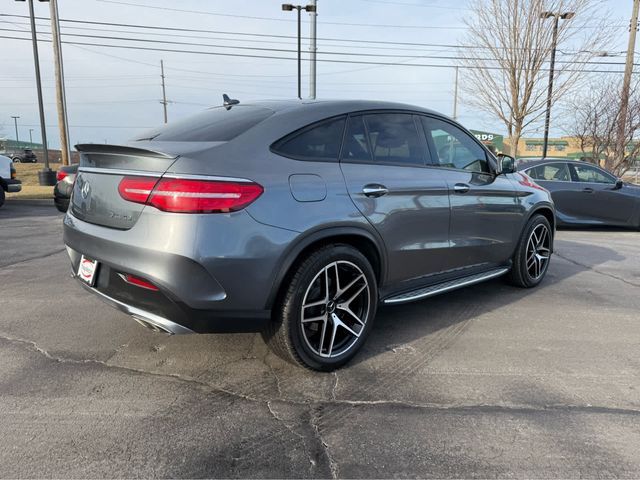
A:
571;164;615;184
272;116;346;161
526;163;571;182
421;117;490;173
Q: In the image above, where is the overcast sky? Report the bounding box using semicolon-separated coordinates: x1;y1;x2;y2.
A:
0;0;634;149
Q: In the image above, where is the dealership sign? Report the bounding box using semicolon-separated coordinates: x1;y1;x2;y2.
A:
470;130;504;151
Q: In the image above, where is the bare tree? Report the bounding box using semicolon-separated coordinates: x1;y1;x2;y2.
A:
565;77;640;176
459;0;611;156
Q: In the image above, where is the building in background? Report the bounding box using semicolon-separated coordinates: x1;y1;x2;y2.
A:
512;136;584;160
0;138;44;154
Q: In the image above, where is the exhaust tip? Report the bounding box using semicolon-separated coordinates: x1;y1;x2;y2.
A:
132;315;172;334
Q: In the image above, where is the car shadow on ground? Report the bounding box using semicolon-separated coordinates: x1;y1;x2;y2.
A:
0;199;62;219
351;239;626;367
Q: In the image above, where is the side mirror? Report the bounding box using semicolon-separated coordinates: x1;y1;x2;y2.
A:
496;154;516;175
613;179;624;190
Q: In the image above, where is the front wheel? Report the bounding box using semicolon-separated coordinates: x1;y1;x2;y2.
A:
507;214;553;288
263;244;378;371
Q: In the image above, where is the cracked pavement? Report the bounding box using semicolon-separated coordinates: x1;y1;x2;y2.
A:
1;200;639;478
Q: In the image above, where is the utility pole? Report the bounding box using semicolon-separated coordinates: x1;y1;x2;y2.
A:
160;59;168;123
11;116;20;151
308;0;317;99
615;0;640;167
49;0;70;165
540;11;575;159
452;66;459;120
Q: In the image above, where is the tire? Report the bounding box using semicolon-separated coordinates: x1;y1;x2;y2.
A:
263;244;378;371
13;158;21;163
507;214;553;288
0;188;5;208
55;200;68;213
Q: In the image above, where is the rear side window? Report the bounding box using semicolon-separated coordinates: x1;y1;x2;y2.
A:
526;163;570;181
272;116;346;161
364;114;424;166
341;113;425;166
342;116;371;162
134;106;274;142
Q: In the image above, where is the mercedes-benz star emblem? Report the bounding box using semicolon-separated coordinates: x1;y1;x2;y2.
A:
81;180;91;199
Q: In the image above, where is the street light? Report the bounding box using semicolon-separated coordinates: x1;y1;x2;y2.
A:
282;3;317;99
540;11;575;159
11;116;20;152
15;0;54;185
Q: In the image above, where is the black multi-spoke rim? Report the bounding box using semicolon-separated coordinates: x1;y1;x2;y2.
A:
300;261;370;359
526;224;551;280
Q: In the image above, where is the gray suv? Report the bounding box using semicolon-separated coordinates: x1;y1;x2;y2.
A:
64;99;555;370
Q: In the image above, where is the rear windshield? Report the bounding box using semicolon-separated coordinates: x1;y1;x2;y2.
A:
134;106;274;142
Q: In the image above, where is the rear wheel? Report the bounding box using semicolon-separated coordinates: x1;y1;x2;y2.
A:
507;214;552;288
263;244;377;371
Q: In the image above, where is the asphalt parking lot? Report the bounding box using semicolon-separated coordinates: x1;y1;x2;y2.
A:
1;199;639;478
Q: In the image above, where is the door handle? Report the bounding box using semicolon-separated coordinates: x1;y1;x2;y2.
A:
582;187;594;193
362;184;388;198
453;183;470;194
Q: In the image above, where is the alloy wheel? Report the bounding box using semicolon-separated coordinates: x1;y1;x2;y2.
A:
526;224;551;280
300;261;371;358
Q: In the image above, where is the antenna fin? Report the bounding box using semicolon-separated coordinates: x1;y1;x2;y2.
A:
222;93;240;110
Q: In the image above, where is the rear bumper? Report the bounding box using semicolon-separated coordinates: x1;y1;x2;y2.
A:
7;179;21;193
76;279;194;334
63;206;297;333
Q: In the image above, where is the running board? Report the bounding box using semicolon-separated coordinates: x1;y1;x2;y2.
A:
383;267;510;305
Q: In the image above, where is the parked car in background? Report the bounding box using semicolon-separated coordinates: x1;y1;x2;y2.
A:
64;99;555;371
0;154;22;207
519;158;640;229
54;164;78;212
11;149;37;163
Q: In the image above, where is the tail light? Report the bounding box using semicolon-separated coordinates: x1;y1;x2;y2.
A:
56;170;68;182
118;176;263;213
10;164;16;180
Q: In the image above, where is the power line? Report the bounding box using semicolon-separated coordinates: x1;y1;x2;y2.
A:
94;0;470;30
0;27;635;68
9;19;477;54
0;14;626;54
0;32;623;73
359;0;470;10
0;34;631;74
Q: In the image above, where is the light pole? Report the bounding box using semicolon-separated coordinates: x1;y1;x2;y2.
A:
282;3;317;99
11;116;20;152
15;0;54;184
29;128;34;144
540;11;575;159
